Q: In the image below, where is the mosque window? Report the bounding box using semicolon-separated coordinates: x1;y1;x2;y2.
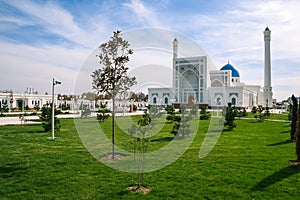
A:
200;93;203;102
153;97;157;104
216;97;221;105
232;97;236;105
232;78;234;82
164;97;168;105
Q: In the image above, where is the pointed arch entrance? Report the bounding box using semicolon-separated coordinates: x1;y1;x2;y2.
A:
188;95;194;107
180;69;199;104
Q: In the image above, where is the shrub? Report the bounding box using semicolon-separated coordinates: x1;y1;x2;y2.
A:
254;105;269;123
223;103;237;131
251;106;257;114
81;109;91;118
39;105;61;132
171;105;192;138
97;103;111;122
199;106;210;120
290;95;298;140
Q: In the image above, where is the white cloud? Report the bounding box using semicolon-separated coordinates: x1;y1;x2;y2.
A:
0;16;33;26
0;40;91;94
123;0;164;27
4;0;111;47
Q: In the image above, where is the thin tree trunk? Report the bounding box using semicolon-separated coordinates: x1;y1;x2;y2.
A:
296;112;300;161
112;92;115;160
296;138;300;161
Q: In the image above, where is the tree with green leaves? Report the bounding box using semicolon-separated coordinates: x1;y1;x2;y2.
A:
290;97;300;164
97;102;111;122
223;103;237;131
128;109;152;190
251;106;257;114
295;103;300;162
254;105;269;122
166;105;175;122
190;105;198;116
242;107;248;117
91;30;136;160
172;105;192;138
290;95;298;141
199;106;210;120
0;100;9;116
39;104;60;132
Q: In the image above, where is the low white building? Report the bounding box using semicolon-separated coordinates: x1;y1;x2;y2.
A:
0;92;57;111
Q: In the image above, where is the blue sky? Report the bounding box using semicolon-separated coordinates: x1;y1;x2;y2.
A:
1;0;300;101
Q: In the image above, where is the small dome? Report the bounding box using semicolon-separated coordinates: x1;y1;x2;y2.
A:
220;63;240;77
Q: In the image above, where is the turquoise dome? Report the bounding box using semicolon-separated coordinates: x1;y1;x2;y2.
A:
220;63;240;77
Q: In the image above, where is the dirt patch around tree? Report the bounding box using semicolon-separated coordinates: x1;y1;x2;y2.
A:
127;185;151;195
100;153;129;162
289;160;300;166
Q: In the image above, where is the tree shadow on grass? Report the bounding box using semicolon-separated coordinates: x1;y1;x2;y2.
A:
151;136;174;143
280;130;290;134
267;139;294;146
251;165;300;191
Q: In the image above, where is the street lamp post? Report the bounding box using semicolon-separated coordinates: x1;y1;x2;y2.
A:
51;78;61;141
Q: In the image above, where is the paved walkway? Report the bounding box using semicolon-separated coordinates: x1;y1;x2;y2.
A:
0;116;40;126
0;111;145;126
0;114;82;126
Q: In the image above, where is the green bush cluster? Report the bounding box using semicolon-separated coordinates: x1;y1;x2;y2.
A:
39;105;61;132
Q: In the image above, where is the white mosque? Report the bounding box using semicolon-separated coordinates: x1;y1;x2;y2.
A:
148;27;273;108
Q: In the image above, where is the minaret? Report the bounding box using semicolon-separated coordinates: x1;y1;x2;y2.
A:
173;38;178;59
263;27;273;107
172;38;179;102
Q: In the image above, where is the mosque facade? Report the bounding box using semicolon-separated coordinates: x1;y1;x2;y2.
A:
148;27;273;108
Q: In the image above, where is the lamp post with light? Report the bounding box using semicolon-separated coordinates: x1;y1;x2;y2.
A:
51;78;61;141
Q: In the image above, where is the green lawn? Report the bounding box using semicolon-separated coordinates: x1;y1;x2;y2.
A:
246;112;289;121
1;116;299;199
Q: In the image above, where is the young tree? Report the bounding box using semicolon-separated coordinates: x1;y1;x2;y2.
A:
242;107;248;117
190;105;198;116
290;95;298;141
81;108;91;118
295;103;300;162
166;105;175;122
199;106;210;120
254;105;269;122
97;102;111;122
91;30;136;160
291;98;300;164
223;103;237;131
251;106;257;114
0;101;8;116
39;104;61;132
128;109;152;190
172;105;192;138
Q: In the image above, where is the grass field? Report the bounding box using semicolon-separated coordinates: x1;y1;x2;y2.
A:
245;112;289;121
1;116;300;199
